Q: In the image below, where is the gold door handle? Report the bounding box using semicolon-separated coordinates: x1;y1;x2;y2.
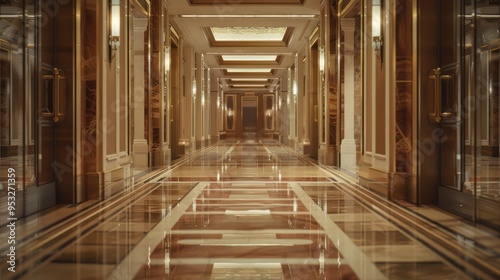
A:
428;68;441;123
439;74;453;119
41;73;54;118
53;68;66;123
40;67;66;123
428;69;453;123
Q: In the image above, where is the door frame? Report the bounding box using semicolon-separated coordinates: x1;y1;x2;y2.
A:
241;95;258;139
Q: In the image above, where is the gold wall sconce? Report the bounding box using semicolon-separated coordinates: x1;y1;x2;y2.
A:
192;77;197;100
372;0;383;60
109;0;120;60
319;46;325;73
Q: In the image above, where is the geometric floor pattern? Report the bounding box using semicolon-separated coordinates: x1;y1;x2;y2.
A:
1;140;498;279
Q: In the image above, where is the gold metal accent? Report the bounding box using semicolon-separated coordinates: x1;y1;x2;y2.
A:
53;68;66;123
309;26;320;47
428;68;441;123
132;0;149;16
40;68;66;123
428;68;453;123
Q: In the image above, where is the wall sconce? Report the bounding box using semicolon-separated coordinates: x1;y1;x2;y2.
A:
227;109;233;117
192;77;197;100
109;0;120;60
319;46;325;73
164;46;170;73
293;80;298;97
372;0;383;60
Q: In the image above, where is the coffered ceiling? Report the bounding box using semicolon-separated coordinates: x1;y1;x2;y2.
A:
169;0;320;92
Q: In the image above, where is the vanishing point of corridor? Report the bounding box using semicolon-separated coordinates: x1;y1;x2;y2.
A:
1;140;499;279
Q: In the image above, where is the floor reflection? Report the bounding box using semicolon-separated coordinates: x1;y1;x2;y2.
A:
1;140;497;279
138;183;358;280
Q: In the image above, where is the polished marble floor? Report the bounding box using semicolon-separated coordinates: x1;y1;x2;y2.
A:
0;140;499;279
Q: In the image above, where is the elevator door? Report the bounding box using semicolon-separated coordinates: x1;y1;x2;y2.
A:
0;1;73;220
427;0;500;229
242;96;258;139
470;0;500;229
426;0;472;219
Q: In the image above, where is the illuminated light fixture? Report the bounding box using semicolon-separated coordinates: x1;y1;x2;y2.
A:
211;27;286;41
109;0;120;60
319;46;325;72
372;0;383;60
293;80;298;97
231;84;266;88
179;14;317;18
192;77;197;100
226;68;272;73
229;78;269;82
164;46;170;72
222;55;277;61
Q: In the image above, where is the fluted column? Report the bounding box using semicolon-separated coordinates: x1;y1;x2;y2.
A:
132;18;149;168
340;19;357;168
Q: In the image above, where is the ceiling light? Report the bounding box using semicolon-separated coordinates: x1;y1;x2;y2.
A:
179;14;317;18
226;68;272;73
229;78;269;82
211;27;286;41
231;84;266;88
222;55;277;61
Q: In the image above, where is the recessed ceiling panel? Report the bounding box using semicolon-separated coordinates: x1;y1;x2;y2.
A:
188;0;303;4
222;55;278;61
218;55;282;66
205;27;293;47
226;68;272;73
231;84;267;88
211;27;286;42
229;78;270;82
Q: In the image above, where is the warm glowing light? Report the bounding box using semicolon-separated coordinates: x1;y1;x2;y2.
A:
108;0;120;54
164;46;170;72
229;78;269;82
211;27;287;41
226;68;272;73
180;14;317;18
222;55;278;61
231;84;266;88
372;0;381;39
110;3;120;37
192;78;197;99
319;47;325;71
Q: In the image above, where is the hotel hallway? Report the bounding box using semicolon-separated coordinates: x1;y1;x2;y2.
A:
1;140;499;279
